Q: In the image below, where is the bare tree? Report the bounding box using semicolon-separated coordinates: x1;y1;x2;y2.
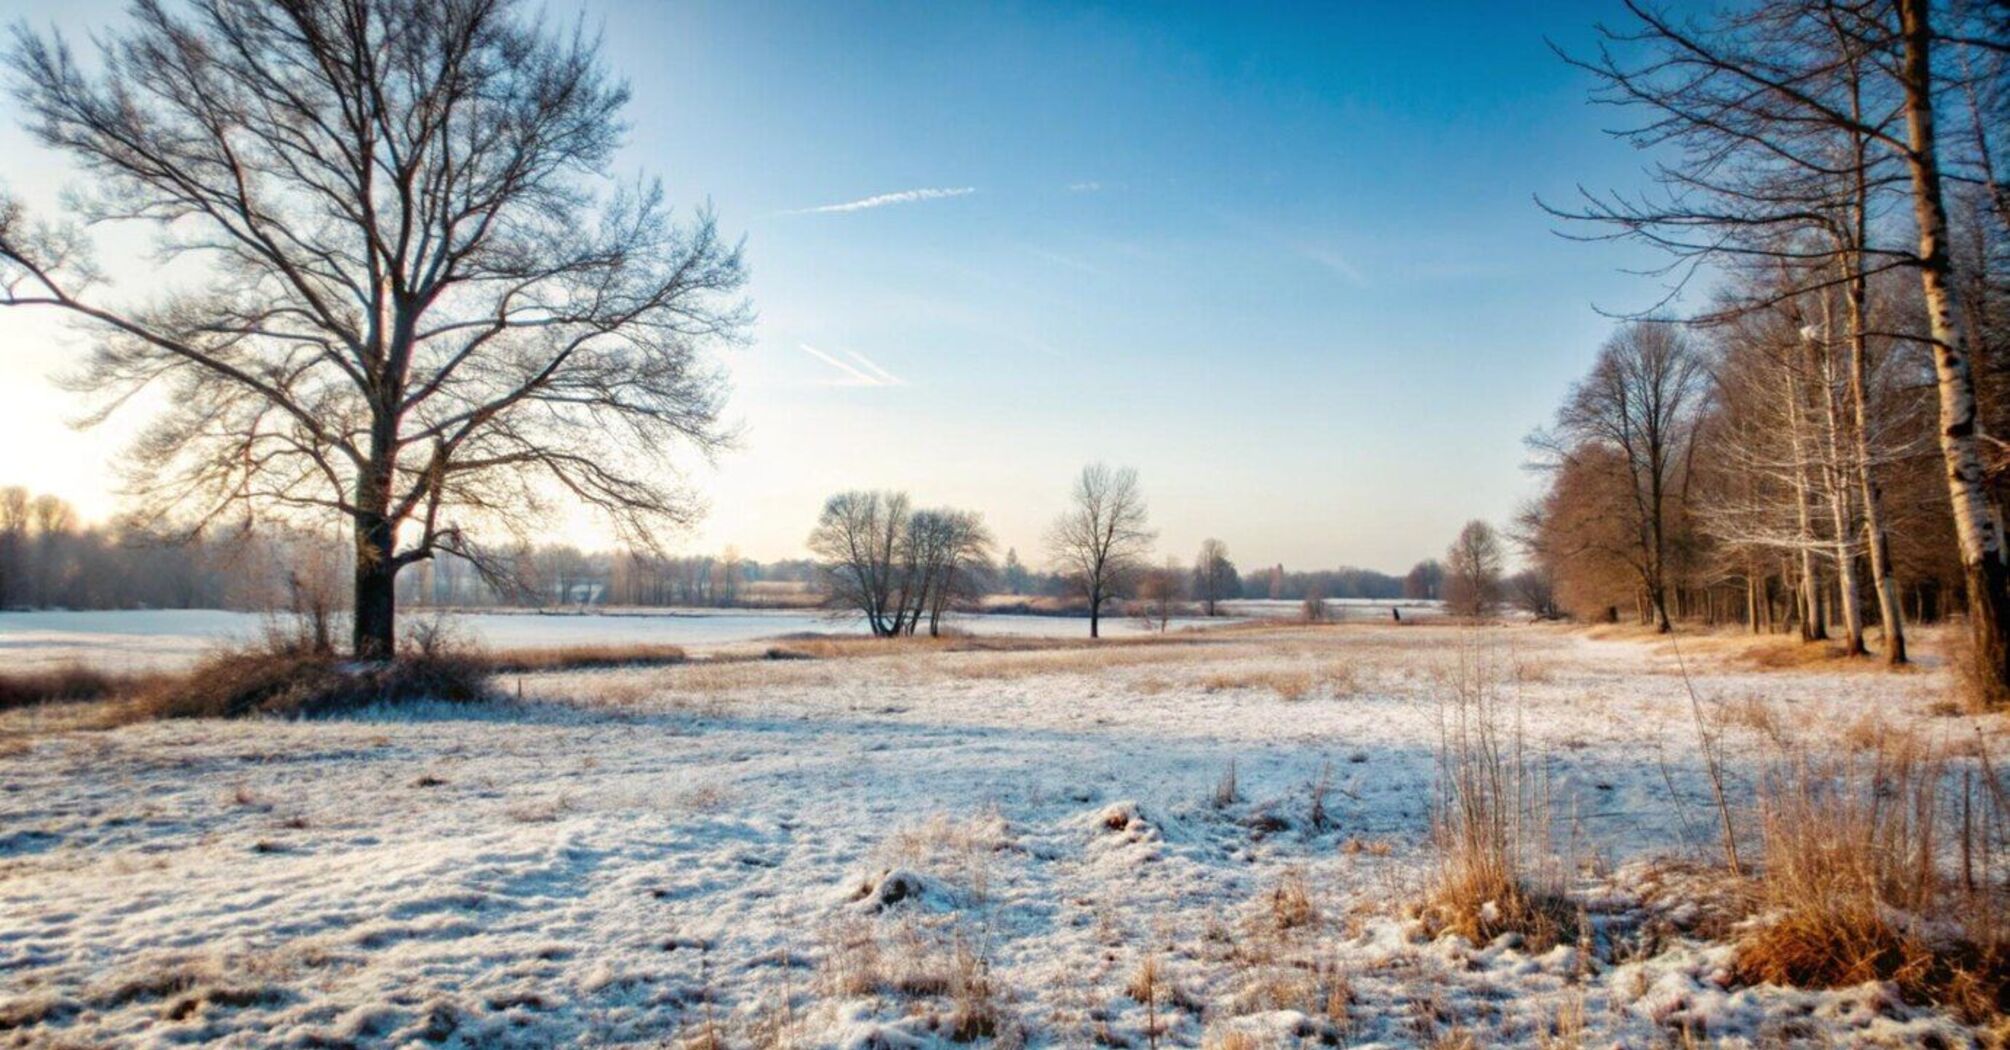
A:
1191;538;1238;616
1134;557;1184;633
1505;568;1562;621
807;492;993;638
909;508;995;638
1046;463;1155;639
0;0;749;658
1893;0;2009;694
808;490;910;638
1443;519;1505;620
1531;324;1704;632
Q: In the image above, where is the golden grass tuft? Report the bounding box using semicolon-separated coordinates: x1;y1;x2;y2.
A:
1266;867;1319;932
1421;635;1576;951
1731;740;2009;1024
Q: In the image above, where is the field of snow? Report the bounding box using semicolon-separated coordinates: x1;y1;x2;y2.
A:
1219;599;1445;623
0;623;2002;1047
0;607;1232;672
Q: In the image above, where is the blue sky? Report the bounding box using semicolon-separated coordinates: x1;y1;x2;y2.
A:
0;0;1677;572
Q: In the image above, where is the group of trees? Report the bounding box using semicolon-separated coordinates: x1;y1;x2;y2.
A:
0;487;347;612
805;463;1458;638
1243;564;1407;602
395;546;814;609
0;484;814;615
807;491;996;637
1523;0;2009;693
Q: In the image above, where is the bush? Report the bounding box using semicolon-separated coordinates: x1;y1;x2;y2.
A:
0;664;127;710
114;643;492;723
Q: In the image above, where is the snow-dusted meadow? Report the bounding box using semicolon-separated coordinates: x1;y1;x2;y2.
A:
0;623;2001;1047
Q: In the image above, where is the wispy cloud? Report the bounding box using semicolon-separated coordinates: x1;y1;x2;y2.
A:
1067;181;1103;192
786;187;976;215
798;343;905;387
838;347;904;386
1022;244;1105;276
1301;245;1366;287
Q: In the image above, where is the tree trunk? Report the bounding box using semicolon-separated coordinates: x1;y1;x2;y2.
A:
1846;276;1908;664
1814;321;1868;656
1786;376;1828;643
352;510;397;660
1898;0;2010;700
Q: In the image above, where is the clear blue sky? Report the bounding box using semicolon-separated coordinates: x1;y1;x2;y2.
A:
0;0;1678;572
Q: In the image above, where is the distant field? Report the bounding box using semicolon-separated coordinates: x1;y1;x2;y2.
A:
0;606;1242;671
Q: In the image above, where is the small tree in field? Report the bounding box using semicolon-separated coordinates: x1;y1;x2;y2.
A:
0;0;749;658
1302;583;1329;624
1047;464;1155;639
1135;558;1184;633
1444;520;1505;620
1191;538;1239;616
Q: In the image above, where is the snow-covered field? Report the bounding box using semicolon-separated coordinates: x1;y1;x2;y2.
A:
0;623;2002;1047
0;607;1232;672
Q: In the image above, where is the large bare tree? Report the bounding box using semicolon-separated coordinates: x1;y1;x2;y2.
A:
0;0;750;658
1532;323;1705;633
1046;463;1155;639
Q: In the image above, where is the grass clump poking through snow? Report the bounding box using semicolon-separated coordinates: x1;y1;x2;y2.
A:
1732;736;2010;1024
112;630;493;722
1420;634;1575;951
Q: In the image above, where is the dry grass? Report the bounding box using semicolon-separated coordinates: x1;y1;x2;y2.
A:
879;809;1011;905
1266;868;1319;932
1200;662;1359;701
0;663;132;710
482;643;687;673
107;643;492;723
814;915;1018;1044
1420;635;1575;951
1731;738;2009;1024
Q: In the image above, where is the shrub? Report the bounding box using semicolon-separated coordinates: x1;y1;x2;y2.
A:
0;664;128;710
114;641;491;722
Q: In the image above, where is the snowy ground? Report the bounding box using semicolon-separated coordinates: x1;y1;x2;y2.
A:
0;623;2001;1048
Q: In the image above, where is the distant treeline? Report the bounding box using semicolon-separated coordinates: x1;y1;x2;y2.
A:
0;488;330;611
4;485;1426;613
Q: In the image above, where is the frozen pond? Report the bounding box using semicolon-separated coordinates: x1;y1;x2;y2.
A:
0;606;1234;671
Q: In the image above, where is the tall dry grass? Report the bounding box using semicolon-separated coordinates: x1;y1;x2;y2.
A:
1733;734;2008;1023
0;664;130;710
1421;635;1574;949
